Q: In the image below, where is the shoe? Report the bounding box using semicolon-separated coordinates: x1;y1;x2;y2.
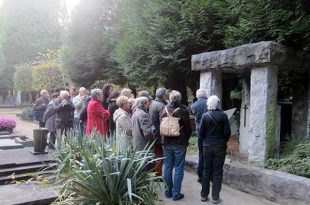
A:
201;196;208;202
165;191;172;198
173;193;184;201
212;198;222;204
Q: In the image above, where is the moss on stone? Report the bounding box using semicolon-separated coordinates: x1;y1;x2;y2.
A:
266;103;276;159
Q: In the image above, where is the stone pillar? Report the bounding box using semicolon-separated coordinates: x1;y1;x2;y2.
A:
200;70;222;101
307;70;310;138
16;91;22;106
239;76;250;154
248;66;278;163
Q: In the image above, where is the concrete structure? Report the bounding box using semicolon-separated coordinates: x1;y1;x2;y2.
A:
192;41;309;163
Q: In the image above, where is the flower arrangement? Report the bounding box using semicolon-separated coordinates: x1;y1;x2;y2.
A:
0;118;16;133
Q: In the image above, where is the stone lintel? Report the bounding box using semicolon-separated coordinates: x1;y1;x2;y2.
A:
192;41;289;72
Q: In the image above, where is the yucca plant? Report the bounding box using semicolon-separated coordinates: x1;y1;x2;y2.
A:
50;131;161;205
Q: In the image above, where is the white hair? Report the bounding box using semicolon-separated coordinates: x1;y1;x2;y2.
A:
91;88;102;99
207;95;220;110
196;89;207;98
60;90;69;98
136;97;149;108
79;87;87;94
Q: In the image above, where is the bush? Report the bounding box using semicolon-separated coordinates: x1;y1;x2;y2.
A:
50;132;161;205
0;117;16;133
266;141;310;178
20;107;33;121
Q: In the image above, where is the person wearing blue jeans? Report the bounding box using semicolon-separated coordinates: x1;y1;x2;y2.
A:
163;145;187;199
160;90;192;201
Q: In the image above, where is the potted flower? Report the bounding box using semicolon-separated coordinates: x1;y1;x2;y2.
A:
0;118;16;133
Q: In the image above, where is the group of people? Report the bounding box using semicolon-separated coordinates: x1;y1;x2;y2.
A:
32;85;231;204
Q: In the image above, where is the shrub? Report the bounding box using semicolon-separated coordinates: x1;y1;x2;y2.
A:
266;141;310;178
50;132;161;205
20;107;33;121
0;117;16;133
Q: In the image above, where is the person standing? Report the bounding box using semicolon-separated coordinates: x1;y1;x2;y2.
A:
113;96;132;149
132;96;155;151
149;87;168;177
190;88;208;183
160;90;192;201
72;87;87;131
33;89;49;127
101;83;113;109
86;89;110;137
199;95;231;204
54;90;75;149
43;92;59;149
107;91;120;136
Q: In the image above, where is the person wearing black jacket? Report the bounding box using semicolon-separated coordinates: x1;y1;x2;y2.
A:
160;90;192;201
199;95;231;204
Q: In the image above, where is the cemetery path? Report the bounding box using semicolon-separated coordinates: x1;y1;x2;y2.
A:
0;108;280;205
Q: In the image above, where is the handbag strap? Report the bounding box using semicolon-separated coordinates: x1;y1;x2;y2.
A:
207;112;220;129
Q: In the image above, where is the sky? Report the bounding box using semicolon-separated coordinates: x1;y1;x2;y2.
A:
0;0;81;12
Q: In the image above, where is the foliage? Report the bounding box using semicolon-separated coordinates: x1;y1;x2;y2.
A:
0;117;16;131
51;132;161;205
13;64;33;92
20;107;33;121
32;50;68;91
266;141;310;178
0;0;66;90
61;0;123;87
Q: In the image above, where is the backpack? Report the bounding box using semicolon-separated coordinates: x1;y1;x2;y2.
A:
160;107;181;137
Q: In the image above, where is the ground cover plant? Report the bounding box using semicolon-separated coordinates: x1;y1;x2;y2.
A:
0;117;16;133
51;132;161;205
266;140;310;178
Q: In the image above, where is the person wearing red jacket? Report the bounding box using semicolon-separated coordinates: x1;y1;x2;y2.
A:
86;88;110;137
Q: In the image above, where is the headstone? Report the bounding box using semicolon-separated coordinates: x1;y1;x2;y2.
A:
0;131;10;135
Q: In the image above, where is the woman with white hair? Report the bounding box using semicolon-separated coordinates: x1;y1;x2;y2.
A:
160;90;192;201
199;95;231;204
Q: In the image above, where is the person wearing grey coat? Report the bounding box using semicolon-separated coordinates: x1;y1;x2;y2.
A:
132;97;155;151
43;93;60;149
113;96;132;150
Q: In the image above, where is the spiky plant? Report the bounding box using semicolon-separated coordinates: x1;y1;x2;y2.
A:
51;131;161;205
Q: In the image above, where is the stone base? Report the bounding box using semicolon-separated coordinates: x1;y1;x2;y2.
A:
30;150;48;155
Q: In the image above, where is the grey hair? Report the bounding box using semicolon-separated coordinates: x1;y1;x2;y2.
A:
135;97;149;108
91;88;102;99
40;89;48;95
116;96;129;108
196;88;207;98
169;90;182;103
60;90;69;98
207;95;220;110
156;87;167;98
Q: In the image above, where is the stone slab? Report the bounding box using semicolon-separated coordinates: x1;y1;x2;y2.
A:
15;136;34;147
0;183;57;205
0;139;24;150
192;41;305;72
0;147;54;168
0;131;10;135
0;134;26;139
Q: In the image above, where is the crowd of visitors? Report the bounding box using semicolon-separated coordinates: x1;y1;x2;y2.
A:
34;84;231;204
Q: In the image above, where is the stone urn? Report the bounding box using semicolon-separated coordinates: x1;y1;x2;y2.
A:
33;128;49;153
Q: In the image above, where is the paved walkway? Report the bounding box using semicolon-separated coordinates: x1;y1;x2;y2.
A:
0;108;280;205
